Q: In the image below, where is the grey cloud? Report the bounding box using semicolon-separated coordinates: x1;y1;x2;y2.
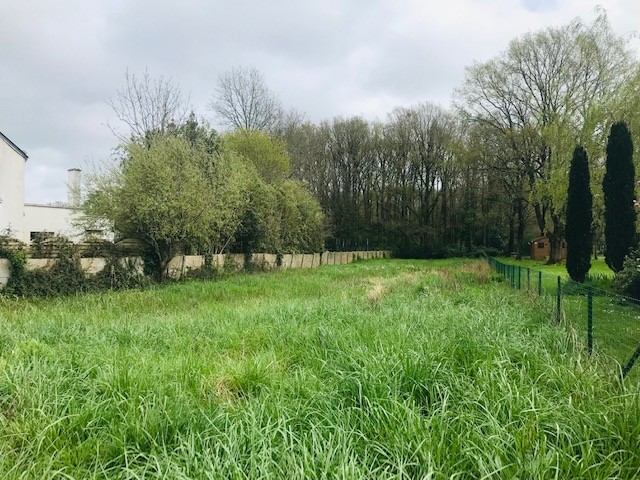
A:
1;0;637;203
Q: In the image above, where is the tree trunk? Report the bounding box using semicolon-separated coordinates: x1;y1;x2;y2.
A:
547;214;564;265
516;198;525;260
508;208;515;256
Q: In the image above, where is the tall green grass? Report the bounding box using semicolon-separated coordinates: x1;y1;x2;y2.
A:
0;260;639;478
495;257;640;376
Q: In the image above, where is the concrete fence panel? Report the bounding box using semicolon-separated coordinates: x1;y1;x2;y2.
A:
301;254;314;268
166;255;204;279
0;259;10;288
27;258;57;271
263;254;278;269
231;254;245;271
80;258;107;275
290;254;304;269
0;250;388;288
279;254;291;269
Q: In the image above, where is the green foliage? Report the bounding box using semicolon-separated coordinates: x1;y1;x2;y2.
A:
0;239;27;296
224;129;291;183
276;180;325;252
603;121;636;272
565;146;593;282
83;133;251;278
612;247;640;299
1;260;639;477
1;237;148;297
84;120;325;276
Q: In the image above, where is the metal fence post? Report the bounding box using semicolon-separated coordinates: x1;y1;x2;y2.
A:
527;267;530;290
622;345;640;378
587;287;593;355
538;271;542;296
556;276;562;323
517;266;521;290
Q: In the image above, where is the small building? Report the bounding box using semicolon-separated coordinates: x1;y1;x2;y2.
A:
530;235;567;261
0;130;101;244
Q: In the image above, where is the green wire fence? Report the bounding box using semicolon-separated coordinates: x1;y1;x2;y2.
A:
487;257;640;379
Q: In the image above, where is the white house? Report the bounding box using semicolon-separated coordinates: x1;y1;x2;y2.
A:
0;130;86;244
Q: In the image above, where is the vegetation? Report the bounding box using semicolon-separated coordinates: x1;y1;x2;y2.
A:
0;236;147;297
565;146;592;282
265;12;638;258
0;259;639;478
83;120;325;278
89;12;640;261
612;246;640;298
491;256;640;381
604;121;636;272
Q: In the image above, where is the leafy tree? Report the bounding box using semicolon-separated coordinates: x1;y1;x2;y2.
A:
603;121;636;272
223;130;291;183
276;180;325;252
565;146;592;282
457;11;635;263
82;134;250;278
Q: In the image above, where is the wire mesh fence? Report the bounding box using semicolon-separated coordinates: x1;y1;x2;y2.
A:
488;257;640;380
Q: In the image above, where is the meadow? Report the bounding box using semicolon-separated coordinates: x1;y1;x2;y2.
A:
495;256;640;376
0;258;639;478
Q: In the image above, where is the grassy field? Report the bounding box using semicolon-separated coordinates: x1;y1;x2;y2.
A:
495;256;614;278
493;256;640;374
1;259;639;478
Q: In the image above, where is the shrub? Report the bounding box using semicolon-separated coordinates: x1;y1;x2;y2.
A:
612;247;640;299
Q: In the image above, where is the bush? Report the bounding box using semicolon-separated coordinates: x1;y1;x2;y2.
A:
612;247;640;299
1;237;148;297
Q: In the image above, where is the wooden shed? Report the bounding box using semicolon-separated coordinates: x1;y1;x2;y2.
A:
530;236;566;261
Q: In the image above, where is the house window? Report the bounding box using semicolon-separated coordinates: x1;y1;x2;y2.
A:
537;242;545;249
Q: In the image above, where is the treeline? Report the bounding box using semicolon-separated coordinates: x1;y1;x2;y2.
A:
282;107;483;257
279;11;640;260
85;11;639;265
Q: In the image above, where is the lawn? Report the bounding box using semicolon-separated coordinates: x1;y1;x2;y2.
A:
493;256;640;373
0;259;639;478
496;256;614;278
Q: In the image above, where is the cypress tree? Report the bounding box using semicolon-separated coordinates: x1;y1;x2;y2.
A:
565;146;592;282
603;121;636;272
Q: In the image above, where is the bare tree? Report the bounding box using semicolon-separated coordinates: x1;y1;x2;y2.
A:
108;69;190;141
210;66;283;131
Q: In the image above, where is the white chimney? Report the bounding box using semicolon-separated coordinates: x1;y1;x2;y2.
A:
67;168;81;207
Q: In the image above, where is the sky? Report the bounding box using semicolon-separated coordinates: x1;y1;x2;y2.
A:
1;0;638;204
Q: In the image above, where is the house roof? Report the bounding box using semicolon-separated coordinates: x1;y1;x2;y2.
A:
0;131;28;160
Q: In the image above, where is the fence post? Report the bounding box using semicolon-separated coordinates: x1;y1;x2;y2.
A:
556;276;562;323
587;287;593;355
538;271;542;296
527;267;530;290
517;266;521;290
622;345;640;378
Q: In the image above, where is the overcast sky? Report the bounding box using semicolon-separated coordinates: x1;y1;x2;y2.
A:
1;0;638;203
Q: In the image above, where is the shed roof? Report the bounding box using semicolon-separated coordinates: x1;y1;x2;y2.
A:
0;131;28;160
530;236;548;243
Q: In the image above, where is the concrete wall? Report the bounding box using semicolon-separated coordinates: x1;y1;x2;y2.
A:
0;137;26;240
0;259;10;288
0;250;392;286
23;204;84;243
